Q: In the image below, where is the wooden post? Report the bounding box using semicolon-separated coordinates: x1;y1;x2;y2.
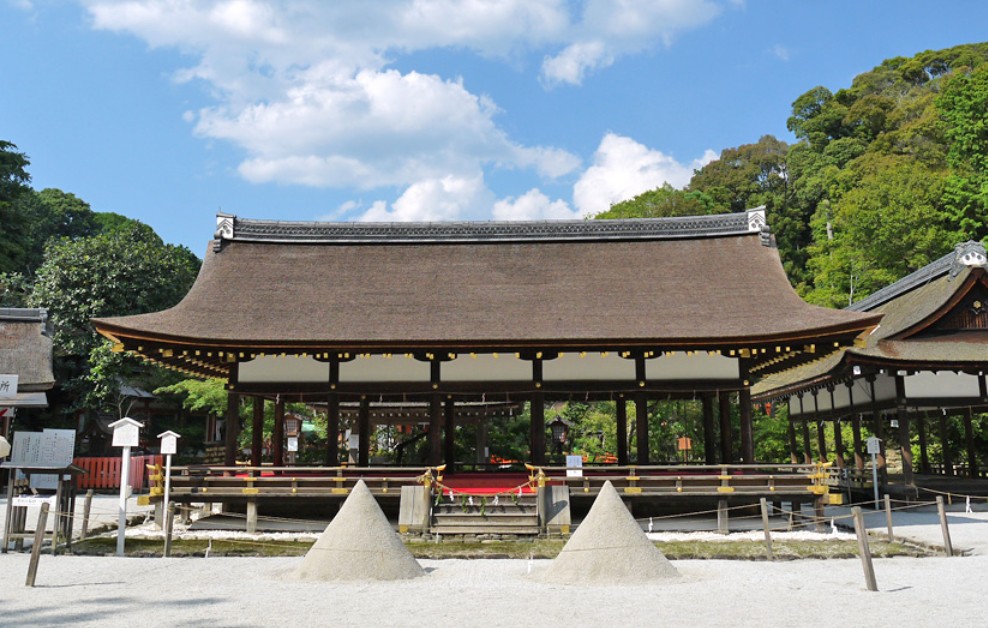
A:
884;494;894;542
25;503;49;587
443;396;456;471
917;413;931;475
936;496;953;556
787;415;799;464
357;396;370;467
530;392;546;466
852;506;878;592
223;391;241;467
429;393;442;466
80;489;94;542
852;414;864;473
251;396;264;467
898;411;913;486
702;394;716;465
833;419;845;469
964;408;977;479
718;390;733;464
615;397;629;466
635;392;649;465
816;420;828;463
163;503;175;558
801;420;813;465
759;497;773;560
326;391;340;466
272;398;285;467
739;381;755;464
246;499;257;534
717;499;729;534
939;411;953;476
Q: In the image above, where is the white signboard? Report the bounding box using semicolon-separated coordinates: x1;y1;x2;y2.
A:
12;494;57;508
866;436;881;455
287;437;299;452
0;374;17;399
565;455;583;477
348;434;360;450
110;420;141;447
158;431;180;455
9;429;76;489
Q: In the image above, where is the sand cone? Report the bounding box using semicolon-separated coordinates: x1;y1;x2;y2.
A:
537;480;677;584
295;479;424;581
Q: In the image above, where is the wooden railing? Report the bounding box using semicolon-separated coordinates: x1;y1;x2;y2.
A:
529;463;836;499
161;465;429;502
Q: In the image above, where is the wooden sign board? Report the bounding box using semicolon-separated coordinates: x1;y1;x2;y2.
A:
109;418;143;448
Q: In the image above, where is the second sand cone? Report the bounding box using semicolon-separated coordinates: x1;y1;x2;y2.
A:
536;480;678;584
295;479;424;581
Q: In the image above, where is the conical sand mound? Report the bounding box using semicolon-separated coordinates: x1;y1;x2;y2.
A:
295;480;424;581
537;480;677;584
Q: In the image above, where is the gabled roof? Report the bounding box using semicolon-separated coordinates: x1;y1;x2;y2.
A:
755;241;988;399
93;210;879;380
0;308;54;391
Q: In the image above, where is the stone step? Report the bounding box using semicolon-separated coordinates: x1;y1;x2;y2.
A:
432;504;536;515
429;525;542;536
432;513;538;526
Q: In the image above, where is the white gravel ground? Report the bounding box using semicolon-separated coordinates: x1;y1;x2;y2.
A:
2;495;988;627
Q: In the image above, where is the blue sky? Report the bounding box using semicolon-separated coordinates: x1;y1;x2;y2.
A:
3;0;988;256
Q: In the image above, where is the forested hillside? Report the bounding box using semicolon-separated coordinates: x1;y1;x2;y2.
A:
600;43;988;307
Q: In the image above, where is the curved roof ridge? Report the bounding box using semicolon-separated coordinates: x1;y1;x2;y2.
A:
213;207;770;246
847;241;987;312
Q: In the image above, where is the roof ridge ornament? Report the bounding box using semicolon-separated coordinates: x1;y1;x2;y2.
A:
951;241;987;277
214;213;235;252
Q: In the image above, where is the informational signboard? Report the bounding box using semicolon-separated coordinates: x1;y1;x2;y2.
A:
10;428;76;490
565;454;583;477
158;431;180;456
866;436;881;455
0;374;17;399
12;494;57;508
287;436;299;452
110;419;142;448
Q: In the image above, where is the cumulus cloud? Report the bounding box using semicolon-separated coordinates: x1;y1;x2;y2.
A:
359;174;493;222
541;0;724;86
492;189;582;221
573;133;716;216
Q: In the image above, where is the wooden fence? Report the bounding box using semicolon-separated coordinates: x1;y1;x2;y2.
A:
72;455;163;491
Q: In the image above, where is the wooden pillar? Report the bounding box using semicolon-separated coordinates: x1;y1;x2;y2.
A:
530;392;545;466
965;408;977;479
357;396;370;467
852;414;864;472
718;390;733;464
250;397;264;467
738;383;755;464
917;412;930;475
833;420;845;469
325;392;340;466
939;411;953;476
701;394;716;465
475;419;488;464
223;391;240;467
786;404;800;464
615;396;629;466
272;398;285;467
428;393;442;466
898;411;913;486
444;396;456;471
635;392;649;464
870;378;886;484
800;420;813;465
816;421;828;463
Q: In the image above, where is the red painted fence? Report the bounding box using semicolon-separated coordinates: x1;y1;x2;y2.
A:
72;455;163;491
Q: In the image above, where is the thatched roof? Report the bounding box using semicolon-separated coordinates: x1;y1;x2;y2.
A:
93;210;879;379
0;308;55;391
755;242;988;400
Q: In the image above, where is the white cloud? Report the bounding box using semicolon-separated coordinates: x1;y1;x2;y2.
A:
573;133;715;216
359;174;493;222
541;0;724;86
770;44;790;62
492;189;581;221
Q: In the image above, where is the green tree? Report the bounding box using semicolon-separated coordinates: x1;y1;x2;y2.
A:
938;63;988;241
596;184;717;219
0;141;33;273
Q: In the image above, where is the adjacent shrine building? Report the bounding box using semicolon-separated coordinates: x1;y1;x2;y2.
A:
93;209;879;469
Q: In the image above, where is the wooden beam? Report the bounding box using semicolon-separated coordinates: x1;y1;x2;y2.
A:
326;391;340;466
898;411;913;486
917;412;930;474
965;408;977;479
444;396;456;471
250;396;264;467
787;409;799;464
616;396;629;466
833;419;845;469
357;396;370;467
739;382;755;464
702;393;716;465
224;391;240;467
719;390;733;464
272;398;284;467
429;393;442;466
635;392;649;464
852;414;864;472
939;411;953;477
531;392;545;466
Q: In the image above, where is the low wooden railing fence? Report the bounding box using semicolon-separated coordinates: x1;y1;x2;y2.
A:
72;455;163;491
